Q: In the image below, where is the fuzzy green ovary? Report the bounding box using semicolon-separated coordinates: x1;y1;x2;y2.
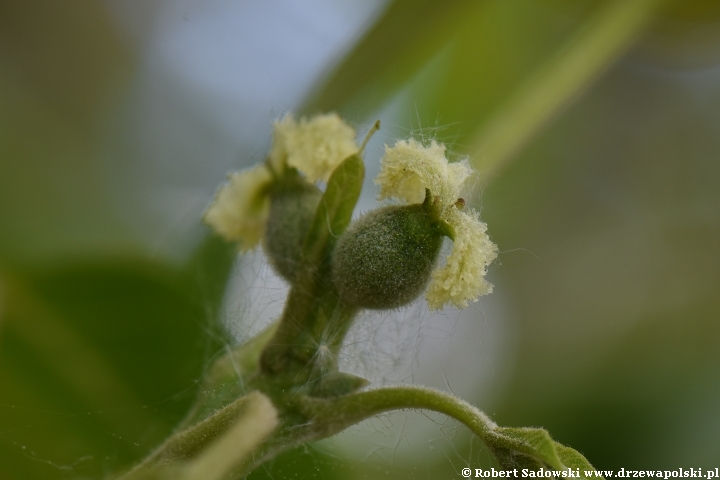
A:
263;183;322;281
332;204;444;309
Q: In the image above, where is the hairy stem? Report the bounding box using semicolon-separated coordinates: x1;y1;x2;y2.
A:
260;154;364;373
299;385;495;439
299;385;601;476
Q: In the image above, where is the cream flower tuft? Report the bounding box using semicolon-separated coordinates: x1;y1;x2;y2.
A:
205;112;358;251
376;139;498;310
203;164;273;252
426;207;497;310
375;138;472;206
269;113;359;182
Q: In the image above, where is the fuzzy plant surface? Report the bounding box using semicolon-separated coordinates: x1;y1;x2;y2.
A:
112;114;605;480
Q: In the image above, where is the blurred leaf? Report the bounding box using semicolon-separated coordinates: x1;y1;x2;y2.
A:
467;0;662;172
636;3;720;70
181;233;238;338
0;236;235;479
0;0;135;266
245;444;348;480
309;0;662;178
484;20;720;468
0;0;130;126
302;0;485;118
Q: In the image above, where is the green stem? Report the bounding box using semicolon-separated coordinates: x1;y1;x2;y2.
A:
299;385;495;440
297;385;600;475
260;154;364;374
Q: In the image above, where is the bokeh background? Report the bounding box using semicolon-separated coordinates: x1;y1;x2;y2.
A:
2;1;720;479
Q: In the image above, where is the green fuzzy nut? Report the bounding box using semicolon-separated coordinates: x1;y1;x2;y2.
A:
332;202;449;309
263;181;321;281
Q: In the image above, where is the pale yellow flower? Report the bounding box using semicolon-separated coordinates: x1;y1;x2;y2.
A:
203;164;273;251
269;113;359;182
426;207;497;310
204;112;358;251
376;139;471;205
375;139;498;310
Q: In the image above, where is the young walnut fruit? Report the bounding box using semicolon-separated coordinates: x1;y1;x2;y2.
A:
331;194;451;309
263;179;321;282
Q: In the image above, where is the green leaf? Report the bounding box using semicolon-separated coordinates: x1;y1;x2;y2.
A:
309;371;369;398
488;428;604;479
308;0;662;179
556;443;603;479
245;445;348;480
491;449;546;470
301;153;365;265
182;321;279;427
467;0;663;172
301;0;483;117
181;232;238;321
0;250;233;479
488;426;564;470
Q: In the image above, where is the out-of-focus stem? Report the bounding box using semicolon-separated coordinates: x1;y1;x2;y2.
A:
181;392;278;480
119;392;277;480
469;0;663;173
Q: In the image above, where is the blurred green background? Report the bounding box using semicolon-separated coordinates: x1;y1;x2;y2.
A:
2;1;720;478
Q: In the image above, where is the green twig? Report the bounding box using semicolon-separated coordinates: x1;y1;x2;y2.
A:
299;385;602;477
260;154;364;374
298;385;495;439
